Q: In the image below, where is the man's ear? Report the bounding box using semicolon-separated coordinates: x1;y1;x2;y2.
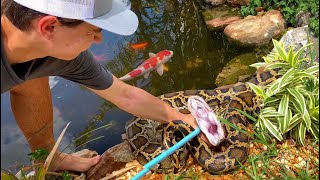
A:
37;16;59;39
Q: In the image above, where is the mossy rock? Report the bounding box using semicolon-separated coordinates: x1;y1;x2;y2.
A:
215;53;258;86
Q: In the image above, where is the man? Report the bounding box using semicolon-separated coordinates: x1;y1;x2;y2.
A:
1;0;208;172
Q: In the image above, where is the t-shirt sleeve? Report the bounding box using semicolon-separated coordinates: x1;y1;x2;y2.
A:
58;50;114;90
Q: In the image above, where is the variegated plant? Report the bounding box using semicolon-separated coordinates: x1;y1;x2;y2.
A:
247;39;319;145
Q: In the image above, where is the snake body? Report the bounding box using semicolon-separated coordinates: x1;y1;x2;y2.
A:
125;67;280;174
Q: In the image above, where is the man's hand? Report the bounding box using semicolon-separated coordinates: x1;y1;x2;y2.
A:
182;113;213;147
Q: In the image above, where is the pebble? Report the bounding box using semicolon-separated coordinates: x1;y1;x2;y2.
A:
263;145;267;150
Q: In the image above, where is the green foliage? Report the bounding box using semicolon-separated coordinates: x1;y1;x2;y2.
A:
62;171;72;180
164;167;201;180
28;148;49;162
240;0;319;37
247;39;319;145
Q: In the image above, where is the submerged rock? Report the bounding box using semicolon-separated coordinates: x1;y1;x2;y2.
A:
215;53;258;86
203;5;241;30
224;10;286;46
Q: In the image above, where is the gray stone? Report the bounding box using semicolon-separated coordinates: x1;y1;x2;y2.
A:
271;26;319;63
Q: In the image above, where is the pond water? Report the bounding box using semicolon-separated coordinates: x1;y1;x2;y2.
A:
1;0;262;173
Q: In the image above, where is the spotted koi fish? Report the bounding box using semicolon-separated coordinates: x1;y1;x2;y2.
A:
119;50;173;81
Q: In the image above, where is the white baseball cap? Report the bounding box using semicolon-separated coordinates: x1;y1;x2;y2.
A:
13;0;139;36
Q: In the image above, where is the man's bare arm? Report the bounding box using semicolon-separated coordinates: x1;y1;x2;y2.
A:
88;76;198;127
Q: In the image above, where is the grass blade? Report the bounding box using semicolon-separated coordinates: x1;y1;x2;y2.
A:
37;122;71;180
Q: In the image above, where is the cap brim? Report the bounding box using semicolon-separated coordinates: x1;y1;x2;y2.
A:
84;0;138;36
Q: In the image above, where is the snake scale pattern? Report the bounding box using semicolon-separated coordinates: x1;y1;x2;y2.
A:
125;66;280;174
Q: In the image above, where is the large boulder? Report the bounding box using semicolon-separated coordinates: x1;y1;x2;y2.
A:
206;16;241;30
224;10;286;46
271;26;319;62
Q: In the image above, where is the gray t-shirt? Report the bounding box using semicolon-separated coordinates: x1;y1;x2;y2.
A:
1;41;114;93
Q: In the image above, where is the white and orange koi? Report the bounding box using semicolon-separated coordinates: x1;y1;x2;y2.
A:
119;50;173;81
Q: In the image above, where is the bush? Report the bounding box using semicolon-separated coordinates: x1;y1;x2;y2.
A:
247;39;319;145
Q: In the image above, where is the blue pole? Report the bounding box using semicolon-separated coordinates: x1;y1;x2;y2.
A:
131;127;201;180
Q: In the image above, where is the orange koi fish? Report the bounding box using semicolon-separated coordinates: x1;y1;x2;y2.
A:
129;42;149;49
119;50;173;81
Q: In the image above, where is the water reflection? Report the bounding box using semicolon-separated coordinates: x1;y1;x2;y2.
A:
1;0;258;173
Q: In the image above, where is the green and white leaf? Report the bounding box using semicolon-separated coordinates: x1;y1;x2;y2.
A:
278;94;289;133
246;82;268;100
265;63;290;70
272;39;288;62
260;116;282;141
298;122;307;145
278;68;296;90
305;65;319;74
310;122;319;140
288;114;302;131
250;62;266;69
287;88;306;113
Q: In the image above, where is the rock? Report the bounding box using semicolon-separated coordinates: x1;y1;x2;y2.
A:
224;10;286;46
215;53;258;86
206;16;241;29
86;142;135;180
203;5;241;30
227;0;250;6
71;149;98;158
271;26;319;63
205;0;227;6
295;11;311;27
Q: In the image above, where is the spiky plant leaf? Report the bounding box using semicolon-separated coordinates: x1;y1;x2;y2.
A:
250;62;266;69
261;107;284;118
288;114;302;130
278;68;296;90
298;122;307;145
310;122;319;140
295;72;319;80
260;116;282;141
305;64;319;74
272;39;288;62
247;82;268;100
278;94;289;133
292;43;312;66
265;63;290;70
287;47;294;65
287;88;306;114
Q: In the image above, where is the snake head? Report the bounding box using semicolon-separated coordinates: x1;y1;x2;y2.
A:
187;96;225;146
